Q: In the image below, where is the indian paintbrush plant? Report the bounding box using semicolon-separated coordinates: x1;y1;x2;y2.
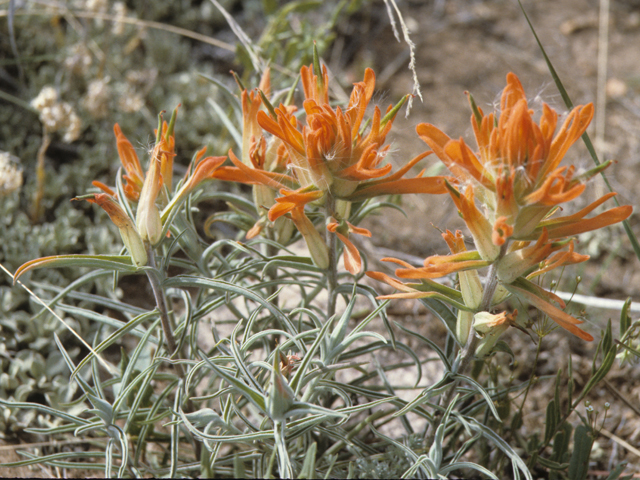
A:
5;47;636;479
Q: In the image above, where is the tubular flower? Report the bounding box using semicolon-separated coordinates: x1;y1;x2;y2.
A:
80;193;147;267
233;68;297;242
268;187;329;269
135;110;180;246
392;250;491;280
163;147;229;214
136;142;164;245
156;110;178;192
326;218;372;275
221;59;447;266
101;107;179;203
112;123;145;201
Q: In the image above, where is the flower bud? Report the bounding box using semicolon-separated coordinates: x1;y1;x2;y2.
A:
136;157;163;246
266;350;295;422
473;310;517;357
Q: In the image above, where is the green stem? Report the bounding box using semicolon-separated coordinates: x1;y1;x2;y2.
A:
424;245;507;449
144;243;184;377
144;243;202;461
325;195;338;319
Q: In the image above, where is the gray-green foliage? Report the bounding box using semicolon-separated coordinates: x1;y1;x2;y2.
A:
1;0;360;443
1;1;634;478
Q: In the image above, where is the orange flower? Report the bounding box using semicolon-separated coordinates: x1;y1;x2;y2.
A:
79;193;147;267
104;107;179;203
391;250;491;280
256;62;446;200
268;187;324;222
241;68;271;168
156;111;177;192
112;123;145;202
326;219;372;274
370;73;633;342
166;147;229;209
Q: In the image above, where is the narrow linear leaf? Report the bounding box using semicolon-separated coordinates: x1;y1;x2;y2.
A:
14;255;140;281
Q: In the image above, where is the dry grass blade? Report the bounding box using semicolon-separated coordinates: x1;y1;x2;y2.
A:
599;428;640;459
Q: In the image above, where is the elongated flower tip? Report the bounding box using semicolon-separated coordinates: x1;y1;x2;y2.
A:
267;188;324;222
84;193;132;229
113;123;144;201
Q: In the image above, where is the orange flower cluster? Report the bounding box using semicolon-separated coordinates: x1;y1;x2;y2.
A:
86;108;245;265
370;73;632;342
226;57;447;274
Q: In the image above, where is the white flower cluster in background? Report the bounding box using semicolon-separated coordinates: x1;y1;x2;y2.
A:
0;152;23;196
31;86;82;143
